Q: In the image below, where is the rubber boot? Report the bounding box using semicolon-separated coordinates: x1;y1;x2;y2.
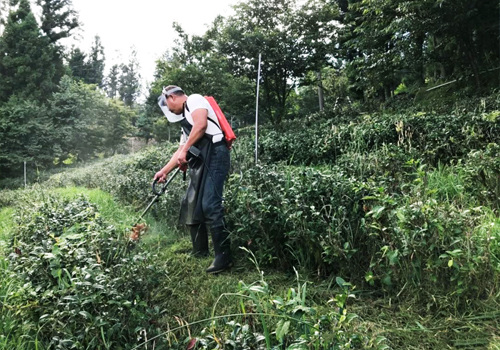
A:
206;226;233;274
189;224;209;257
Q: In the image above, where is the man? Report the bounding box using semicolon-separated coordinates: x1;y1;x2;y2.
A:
154;85;232;274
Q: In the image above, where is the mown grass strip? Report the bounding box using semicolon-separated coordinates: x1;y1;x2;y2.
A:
52;187;181;245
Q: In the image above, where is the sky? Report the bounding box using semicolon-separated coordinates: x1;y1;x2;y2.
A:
65;0;238;96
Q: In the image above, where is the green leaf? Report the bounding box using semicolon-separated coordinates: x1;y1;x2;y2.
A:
79;311;92;319
287;343;308;350
276;320;290;341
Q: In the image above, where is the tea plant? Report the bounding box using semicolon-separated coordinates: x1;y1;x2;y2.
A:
4;194;168;349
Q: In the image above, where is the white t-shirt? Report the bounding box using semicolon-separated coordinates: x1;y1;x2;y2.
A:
180;94;223;145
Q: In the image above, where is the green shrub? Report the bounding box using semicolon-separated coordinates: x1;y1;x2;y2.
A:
5;194;167;349
43;144;186;229
258;108;500;168
462;143;500;208
226;164;367;275
362;164;500;301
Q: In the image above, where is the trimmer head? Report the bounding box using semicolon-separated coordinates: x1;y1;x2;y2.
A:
130;223;148;241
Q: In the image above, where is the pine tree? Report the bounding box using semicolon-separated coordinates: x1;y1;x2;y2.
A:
119;49;141;107
37;0;79;86
86;35;105;88
0;0;10;33
0;0;58;102
68;36;105;88
36;0;79;43
106;64;120;98
68;47;87;81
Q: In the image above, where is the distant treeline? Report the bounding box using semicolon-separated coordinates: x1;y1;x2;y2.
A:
144;0;500;125
0;0;143;179
1;0;499;178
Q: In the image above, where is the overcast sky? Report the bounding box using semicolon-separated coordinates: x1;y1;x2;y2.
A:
65;0;237;96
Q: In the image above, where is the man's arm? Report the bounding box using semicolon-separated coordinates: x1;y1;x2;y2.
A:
154;144;184;183
177;108;208;165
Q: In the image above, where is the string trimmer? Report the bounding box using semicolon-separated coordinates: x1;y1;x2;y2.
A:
130;146;201;240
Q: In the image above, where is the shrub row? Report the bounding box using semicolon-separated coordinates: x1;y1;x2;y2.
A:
5;193;166;349
259;109;500;167
224;157;500;301
28;114;500;301
42;144;186;229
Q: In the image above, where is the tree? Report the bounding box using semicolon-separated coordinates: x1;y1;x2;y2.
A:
0;0;58;102
216;0;339;123
68;47;87;81
0;96;54;178
49;76;132;161
337;0;500;100
36;0;79;86
101;98;133;155
119;49;141;107
105;64;120;99
86;35;105;88
36;0;79;43
67;36;105;88
0;0;10;33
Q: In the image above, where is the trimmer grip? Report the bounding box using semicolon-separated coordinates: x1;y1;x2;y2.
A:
152;179;163;196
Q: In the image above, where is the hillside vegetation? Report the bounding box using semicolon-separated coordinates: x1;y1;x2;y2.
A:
1;93;500;349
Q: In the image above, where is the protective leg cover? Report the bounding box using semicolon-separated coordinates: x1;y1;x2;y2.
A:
206;226;233;274
189;224;209;257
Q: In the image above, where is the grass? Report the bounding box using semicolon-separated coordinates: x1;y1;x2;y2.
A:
0;207;15;255
52;186;184;244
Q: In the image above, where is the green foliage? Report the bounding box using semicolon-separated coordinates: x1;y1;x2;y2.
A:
148;0;338;126
156;253;386;350
36;0;79;44
0;96;55;177
43;143;185;229
362;164;499;299
37;97;500;304
258;108;500;167
119;49;141;107
69;36;106;88
49;76;133;161
0;0;58;102
105;64;120;99
338;0;500;99
4;193;165;349
0;76;133;179
462;143;500;208
149;50;255;129
226;164;366;275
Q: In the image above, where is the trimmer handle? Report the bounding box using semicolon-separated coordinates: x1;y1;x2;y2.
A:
152;167;181;196
151;146;201;195
151;178;162;196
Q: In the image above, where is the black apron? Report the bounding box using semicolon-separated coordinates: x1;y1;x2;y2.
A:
178;117;214;225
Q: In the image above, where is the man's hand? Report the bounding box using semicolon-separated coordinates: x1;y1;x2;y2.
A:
177;149;188;167
153;170;167;183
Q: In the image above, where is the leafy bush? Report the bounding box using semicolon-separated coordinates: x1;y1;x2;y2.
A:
5;194;166;349
462;143;500;208
362;164;500;301
225;164;368;275
258;108;500;168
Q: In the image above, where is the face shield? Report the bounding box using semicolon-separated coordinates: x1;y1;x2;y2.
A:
157;94;184;123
